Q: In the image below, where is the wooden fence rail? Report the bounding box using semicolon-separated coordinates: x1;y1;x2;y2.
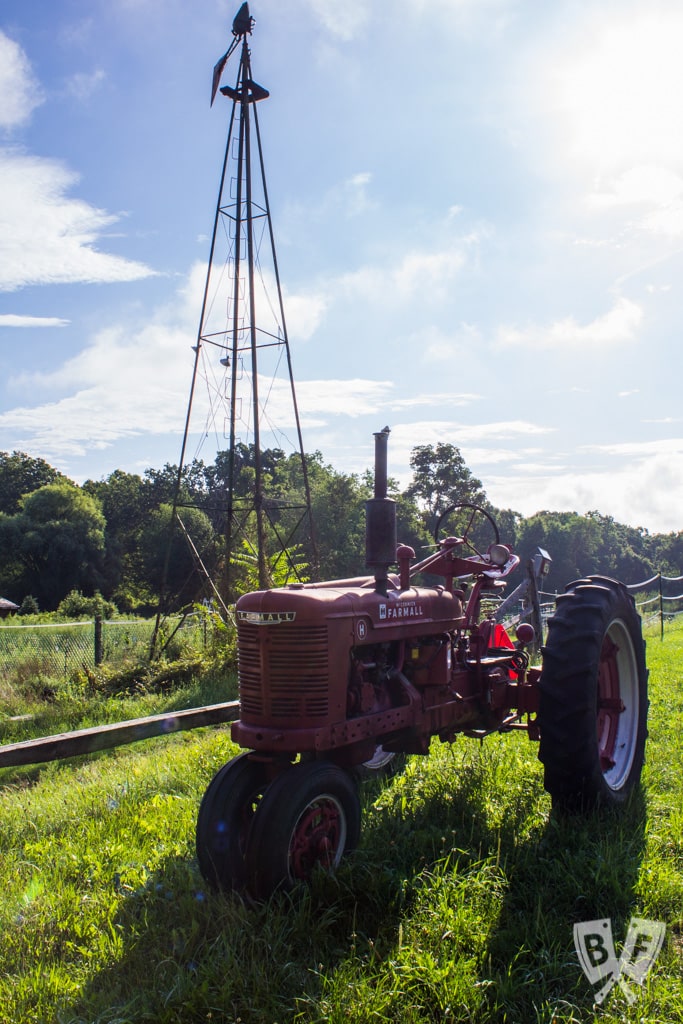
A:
0;700;240;770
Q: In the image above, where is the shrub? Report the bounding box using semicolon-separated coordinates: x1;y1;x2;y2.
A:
18;594;39;615
57;590;119;620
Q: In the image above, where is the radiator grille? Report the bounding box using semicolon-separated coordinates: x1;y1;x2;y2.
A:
238;622;330;722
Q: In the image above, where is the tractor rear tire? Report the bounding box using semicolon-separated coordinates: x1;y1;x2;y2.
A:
538;576;648;811
196;752;270;891
246;760;361;899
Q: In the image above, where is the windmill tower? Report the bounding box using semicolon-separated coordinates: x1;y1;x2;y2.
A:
161;4;317;619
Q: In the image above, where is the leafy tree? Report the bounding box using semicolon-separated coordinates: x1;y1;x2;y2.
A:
138;503;217;606
651;531;683;577
404;442;488;541
515;510;655;592
584;510;654;583
0;451;70;514
84;470;153;536
490;507;523;551
309;468;371;580
144;459;209;510
0;483;106;610
83;469;159;604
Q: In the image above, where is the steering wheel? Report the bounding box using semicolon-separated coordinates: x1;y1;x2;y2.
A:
433;502;500;557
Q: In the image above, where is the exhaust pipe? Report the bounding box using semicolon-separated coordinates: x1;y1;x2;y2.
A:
365;426;397;595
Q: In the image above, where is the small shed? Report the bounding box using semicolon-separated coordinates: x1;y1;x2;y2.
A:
0;598;19;619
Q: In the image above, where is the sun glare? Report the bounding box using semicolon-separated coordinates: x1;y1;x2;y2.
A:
552;11;683;174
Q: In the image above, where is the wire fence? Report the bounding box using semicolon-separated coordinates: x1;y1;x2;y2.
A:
626;572;683;638
0;617;205;681
497;573;683;643
535;574;683;640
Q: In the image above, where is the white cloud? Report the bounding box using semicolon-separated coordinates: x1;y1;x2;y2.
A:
0;31;42;130
341;172;374;217
590;165;683;209
64;68;107;102
282;288;327;341
0;266;204;459
0;260;391;460
642;201;683;238
305;0;369;41
589;165;683;238
458;420;554;442
330;418;556;491
387;392;481;410
284;172;375;229
0;150;156;291
420;323;483;362
393;248;466;298
404;0;515;37
292;378;393;418
496;297;642;351
486;449;683;534
306;0;513;41
0;317;193;458
386;418;553;460
580;437;683;458
340;245;466;305
0;315;70;328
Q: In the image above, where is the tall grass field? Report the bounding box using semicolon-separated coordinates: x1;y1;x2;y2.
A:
0;621;682;1023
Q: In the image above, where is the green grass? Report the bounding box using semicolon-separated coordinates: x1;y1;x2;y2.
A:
0;622;681;1022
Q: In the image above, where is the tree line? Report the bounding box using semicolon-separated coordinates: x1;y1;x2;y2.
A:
0;444;681;615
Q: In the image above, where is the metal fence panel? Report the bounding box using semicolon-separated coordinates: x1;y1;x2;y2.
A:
0;619;170;680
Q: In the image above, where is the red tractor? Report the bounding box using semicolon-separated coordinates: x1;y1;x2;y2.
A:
196;428;648;899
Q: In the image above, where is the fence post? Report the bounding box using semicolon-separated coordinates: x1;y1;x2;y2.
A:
94;614;103;666
659;572;664;641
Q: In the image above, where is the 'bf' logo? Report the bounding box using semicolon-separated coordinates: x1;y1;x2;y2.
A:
574;917;665;1004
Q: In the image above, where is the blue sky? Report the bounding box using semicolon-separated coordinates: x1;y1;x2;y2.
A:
2;0;683;534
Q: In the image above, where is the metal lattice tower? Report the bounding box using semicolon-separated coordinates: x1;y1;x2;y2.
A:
167;4;317;611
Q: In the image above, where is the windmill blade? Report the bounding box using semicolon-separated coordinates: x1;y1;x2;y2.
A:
211;49;230;106
210;31;244;106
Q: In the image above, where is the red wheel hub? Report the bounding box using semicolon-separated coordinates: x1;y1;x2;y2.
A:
597;634;624;773
289;798;343;880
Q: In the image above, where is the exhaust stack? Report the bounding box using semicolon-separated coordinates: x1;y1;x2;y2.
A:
365;426;397;595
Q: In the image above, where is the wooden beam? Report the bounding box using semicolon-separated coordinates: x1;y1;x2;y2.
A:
0;700;240;769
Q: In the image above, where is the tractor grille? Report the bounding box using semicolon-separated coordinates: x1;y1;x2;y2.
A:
237;622;330;722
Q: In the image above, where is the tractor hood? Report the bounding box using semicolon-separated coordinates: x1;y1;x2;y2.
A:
236;581;464;641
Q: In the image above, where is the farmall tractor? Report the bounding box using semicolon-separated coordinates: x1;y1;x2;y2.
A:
196;429;648;899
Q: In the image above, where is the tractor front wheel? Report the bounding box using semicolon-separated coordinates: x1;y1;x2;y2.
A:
246;761;361;899
538;576;648;811
196;752;270;891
